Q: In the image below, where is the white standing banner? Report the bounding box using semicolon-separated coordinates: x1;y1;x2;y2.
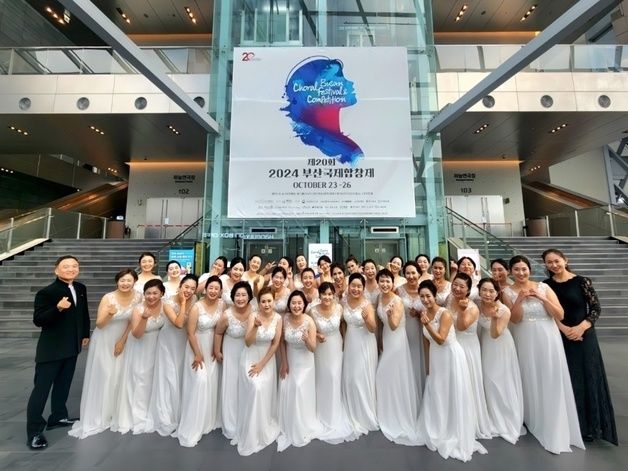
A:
228;47;415;219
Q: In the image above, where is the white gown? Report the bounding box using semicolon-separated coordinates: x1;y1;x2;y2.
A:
435;281;451;306
111;307;165;434
477;303;525;444
310;304;356;444
376;296;420;445
503;284;584;453
448;298;494;439
220;308;247;439
69;292;141;438
233;313;281;456
146;298;188;436
341;299;379;436
277;317;324;451
219;276;235;307
396;285;426;398
364;284;380;306
175;302;222;447
417;307;487;462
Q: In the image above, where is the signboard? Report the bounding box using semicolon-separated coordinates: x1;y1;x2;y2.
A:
308;243;333;271
168;248;195;275
228;47;415;218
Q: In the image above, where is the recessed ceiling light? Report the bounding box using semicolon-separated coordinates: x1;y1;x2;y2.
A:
89;125;105;135
45;5;68;25
455;4;468;22
521;4;537;22
8;125;29;136
549;123;568;134
473;123;489;134
184;6;198;24
167;124;181;136
116;7;131;24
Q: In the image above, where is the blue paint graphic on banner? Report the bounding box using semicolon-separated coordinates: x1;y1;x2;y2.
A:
281;56;364;167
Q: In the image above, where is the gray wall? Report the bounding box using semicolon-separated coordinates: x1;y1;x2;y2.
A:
125;162;205;236
443;161;526;235
548;148;611;204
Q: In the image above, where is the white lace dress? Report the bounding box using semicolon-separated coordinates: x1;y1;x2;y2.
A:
477;303;525;444
376;296;420;445
396;285;426;398
146;298;189;436
175;302;222;447
111;307;165;434
220;308;248;439
448;298;494;439
435;281;451;306
503;284;584;453
311;304;356;444
341;299;379;436
233;313;281;456
69;292;141;438
364;284;380;307
277;317;324;451
417;308;487;462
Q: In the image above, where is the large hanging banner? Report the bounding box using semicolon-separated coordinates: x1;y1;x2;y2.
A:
228;47;415;218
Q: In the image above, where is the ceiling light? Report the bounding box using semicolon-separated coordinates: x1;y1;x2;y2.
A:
455;4;468;22
549;123;568;134
45;6;67;24
167;125;181;136
89;125;105;135
185;6;198;24
116;7;131;24
8;125;30;136
473;123;489;134
521;4;537;21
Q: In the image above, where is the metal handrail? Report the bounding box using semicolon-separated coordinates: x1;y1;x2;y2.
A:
0;46;211;75
0;207;108;256
446;207;545;277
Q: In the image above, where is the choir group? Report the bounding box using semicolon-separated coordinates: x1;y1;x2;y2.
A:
68;250;618;462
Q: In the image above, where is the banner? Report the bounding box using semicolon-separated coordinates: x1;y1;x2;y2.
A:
228;47;415;218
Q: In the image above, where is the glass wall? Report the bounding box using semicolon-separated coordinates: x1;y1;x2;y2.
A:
202;0;445;269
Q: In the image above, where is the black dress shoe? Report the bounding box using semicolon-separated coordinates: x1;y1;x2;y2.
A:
28;433;48;450
47;418;78;430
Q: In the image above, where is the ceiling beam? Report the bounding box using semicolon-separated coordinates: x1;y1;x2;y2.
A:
427;0;620;134
58;0;219;134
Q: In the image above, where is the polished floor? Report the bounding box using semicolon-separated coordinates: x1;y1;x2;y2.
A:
0;337;625;471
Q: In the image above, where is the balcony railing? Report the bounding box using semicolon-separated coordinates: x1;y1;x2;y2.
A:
0;47;210;75
435;44;628;73
0;208;107;256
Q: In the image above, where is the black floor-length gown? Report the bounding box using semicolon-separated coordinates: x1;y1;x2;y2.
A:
545;275;618;445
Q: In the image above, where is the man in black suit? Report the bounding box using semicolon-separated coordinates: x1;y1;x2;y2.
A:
26;255;90;450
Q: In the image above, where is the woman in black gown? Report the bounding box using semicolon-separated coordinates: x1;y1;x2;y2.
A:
543;248;618;445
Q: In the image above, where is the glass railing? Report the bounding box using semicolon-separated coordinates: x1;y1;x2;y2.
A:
546;205;628;237
0;208;107;256
435;44;628;73
0;47;210;75
446;207;545;279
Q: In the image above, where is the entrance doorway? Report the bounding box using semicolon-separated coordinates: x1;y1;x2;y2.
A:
243;240;284;265
364;239;401;267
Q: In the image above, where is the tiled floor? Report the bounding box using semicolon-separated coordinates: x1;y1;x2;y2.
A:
1;337;625;471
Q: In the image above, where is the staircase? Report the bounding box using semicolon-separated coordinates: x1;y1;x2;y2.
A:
0;239;168;337
466;236;628;336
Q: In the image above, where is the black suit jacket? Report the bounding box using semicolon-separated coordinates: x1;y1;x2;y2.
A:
33;278;91;363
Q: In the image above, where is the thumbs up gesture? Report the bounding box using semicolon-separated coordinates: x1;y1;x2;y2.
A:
57;296;72;311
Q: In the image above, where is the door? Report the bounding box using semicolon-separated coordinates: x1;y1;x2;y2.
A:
243;240;284;265
364;239;401;267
